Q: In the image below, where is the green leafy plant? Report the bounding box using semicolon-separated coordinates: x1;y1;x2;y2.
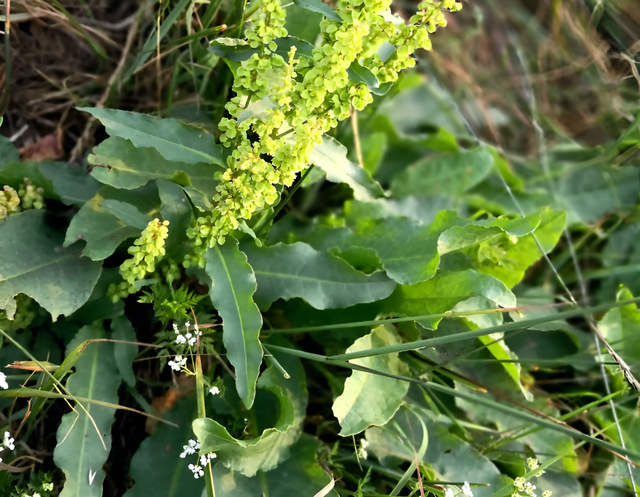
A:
1;0;640;496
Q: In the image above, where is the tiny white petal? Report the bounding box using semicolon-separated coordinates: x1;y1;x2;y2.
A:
0;372;8;390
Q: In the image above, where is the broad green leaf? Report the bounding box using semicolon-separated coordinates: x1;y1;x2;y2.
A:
64;194;140;261
88;137;223;196
0;210;102;321
557;164;639;224
284;4;322;43
0;160;59;200
80;108;224;165
39;161;102;207
68;268;125;327
308;136;384;202
345;196;454;226
100;200;152;230
468;208;566;288
64;184;160;261
292;0;342;22
210;36;315;62
53;324;122;497
366;407;506;497
0;136;20;167
391;149;494;198
332;324;410;436
123;396;204;497
204;240;263;408
241;242;396;310
111;315;137;387
383;269;516;329
157;179;193;250
193;353;307;476
212;434;338;497
375;78;470;139
345;217;440;285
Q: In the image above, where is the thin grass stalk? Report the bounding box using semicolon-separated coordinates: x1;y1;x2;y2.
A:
266;343;640;461
326;297;640;361
506;28;638;491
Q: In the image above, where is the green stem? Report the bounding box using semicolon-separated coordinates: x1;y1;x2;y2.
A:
266;297;640;360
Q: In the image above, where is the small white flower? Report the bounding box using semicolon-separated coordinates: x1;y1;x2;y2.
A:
168;355;187;372
0;372;8;390
188;463;204;479
209;386;220;396
3;431;15;451
173;323;179;333
445;488;455;497
199;452;217;467
180;439;201;458
462;482;474;497
33;494;41;497
185;321;191;330
175;334;186;345
542;491;552;497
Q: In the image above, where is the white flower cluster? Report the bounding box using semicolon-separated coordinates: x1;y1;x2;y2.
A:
512;459;551;497
0;431;15;463
168;355;187;372
180;439;201;458
180;438;217;479
0;372;8;390
209;386;220;396
445;482;473;497
173;321;202;348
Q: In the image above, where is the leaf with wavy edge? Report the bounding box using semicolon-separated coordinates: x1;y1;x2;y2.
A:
308;136;384;202
241;242;396;310
80;108;224;166
204;240;263;408
193;353;307;477
0;210;102;321
211;434;338;497
88;137;223;196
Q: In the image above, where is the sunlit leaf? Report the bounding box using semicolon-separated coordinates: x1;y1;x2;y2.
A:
332;324;409;436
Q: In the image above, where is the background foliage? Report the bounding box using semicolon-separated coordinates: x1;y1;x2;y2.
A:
1;0;640;497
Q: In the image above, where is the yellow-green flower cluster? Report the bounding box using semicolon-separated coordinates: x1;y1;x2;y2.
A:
0;178;45;219
184;0;461;266
110;219;170;300
0;186;20;219
122;219;170;284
